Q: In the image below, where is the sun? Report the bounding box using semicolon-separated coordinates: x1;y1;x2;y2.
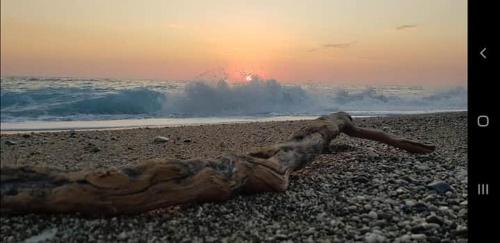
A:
245;74;253;82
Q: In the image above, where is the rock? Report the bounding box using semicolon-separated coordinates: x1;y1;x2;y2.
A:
85;143;101;153
398;234;412;242
363;204;372;211
373;220;387;227
183;139;192;143
22;134;31;138
427;181;452;193
454;225;467;237
303;227;315;235
364;232;386;243
458;208;467;218
410;224;426;234
395;187;407;194
368;211;378;219
412;202;428;213
366;150;379;157
5;140;17;145
353;176;370;183
424;223;440;230
404;200;416;207
153;136;170;143
415;164;428;171
426;215;444;225
410;234;426;241
378;212;392;220
117;231;128;240
24;228;58;243
427;236;441;243
402;202;427;214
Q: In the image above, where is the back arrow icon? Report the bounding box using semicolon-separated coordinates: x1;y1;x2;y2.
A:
480;48;487;59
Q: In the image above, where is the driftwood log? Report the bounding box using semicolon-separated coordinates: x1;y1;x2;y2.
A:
0;112;435;215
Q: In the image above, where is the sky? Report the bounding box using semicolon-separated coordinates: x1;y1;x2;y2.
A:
1;0;467;86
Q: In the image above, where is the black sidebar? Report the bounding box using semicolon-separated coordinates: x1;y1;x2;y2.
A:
468;0;498;242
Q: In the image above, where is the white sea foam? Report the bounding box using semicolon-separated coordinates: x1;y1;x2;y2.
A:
1;77;467;123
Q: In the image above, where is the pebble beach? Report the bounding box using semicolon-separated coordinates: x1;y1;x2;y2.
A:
0;112;467;242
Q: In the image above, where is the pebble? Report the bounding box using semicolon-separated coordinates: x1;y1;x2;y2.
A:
364;232;386;243
117;231;128;240
398;234;411;242
410;234;427;240
454;225;467;237
153;136;170;143
426;215;444;225
24;228;58;243
427;181;452;193
404;200;416;207
85;143;101;153
5;140;17;145
368;211;378;219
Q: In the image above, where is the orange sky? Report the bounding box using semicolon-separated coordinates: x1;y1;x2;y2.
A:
1;0;467;86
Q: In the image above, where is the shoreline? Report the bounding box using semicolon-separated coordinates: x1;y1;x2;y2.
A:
0;112;467;242
1;110;466;134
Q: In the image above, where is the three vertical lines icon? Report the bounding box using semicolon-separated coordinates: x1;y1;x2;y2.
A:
477;184;489;195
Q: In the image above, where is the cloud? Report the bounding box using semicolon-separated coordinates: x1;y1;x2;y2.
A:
307;41;356;52
323;41;356;48
396;24;417;30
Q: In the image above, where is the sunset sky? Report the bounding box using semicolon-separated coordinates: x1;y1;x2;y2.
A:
1;0;467;86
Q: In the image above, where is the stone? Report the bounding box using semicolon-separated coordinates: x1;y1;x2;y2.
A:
396;187;407;194
404;200;416;207
24;228;58;243
364;232;386;243
454;225;467;237
458;208;467;218
410;234;426;240
424;223;440;230
398;234;411;242
153;136;170;143
368;211;378;219
117;231;128;240
427;181;452;193
5;140;17;145
410;224;426;234
426;215;444;225
85;143;101;153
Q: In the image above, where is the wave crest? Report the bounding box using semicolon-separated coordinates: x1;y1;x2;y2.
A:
1;78;467;121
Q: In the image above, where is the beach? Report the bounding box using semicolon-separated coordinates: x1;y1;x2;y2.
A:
0;112;467;242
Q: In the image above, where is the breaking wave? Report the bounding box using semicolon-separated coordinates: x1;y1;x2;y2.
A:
1;78;467;122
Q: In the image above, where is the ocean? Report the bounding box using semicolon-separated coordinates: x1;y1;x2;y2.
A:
0;76;467;132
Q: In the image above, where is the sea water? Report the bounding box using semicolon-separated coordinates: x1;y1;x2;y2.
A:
0;76;467;132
